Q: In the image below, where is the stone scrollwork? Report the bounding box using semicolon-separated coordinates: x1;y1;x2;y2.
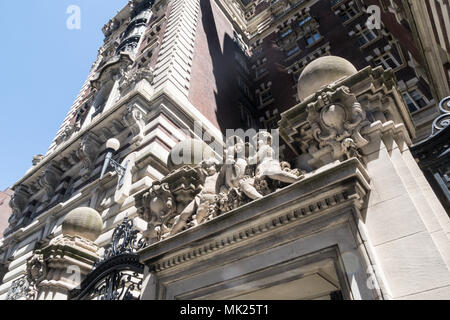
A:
38;163;63;200
122;103;147;146
306;85;369;161
7;186;31;231
77;132;101;180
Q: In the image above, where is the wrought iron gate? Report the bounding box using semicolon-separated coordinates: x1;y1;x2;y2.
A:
68;217;147;300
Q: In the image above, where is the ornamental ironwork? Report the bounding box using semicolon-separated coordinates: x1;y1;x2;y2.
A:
411;96;450;214
101;217;146;262
432;96;450;135
69;253;145;300
69;217;147;300
6;277;29;300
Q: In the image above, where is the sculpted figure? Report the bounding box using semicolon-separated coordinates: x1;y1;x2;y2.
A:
252;132;302;184
170;158;221;236
218;136;263;200
141;182;175;241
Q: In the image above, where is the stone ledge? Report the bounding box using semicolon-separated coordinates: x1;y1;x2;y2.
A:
138;158;371;268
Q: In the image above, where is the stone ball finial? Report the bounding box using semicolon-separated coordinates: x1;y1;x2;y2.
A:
62;207;103;242
167;138;216;171
297;56;358;101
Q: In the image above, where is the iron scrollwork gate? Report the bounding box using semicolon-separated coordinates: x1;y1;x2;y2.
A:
69;217;147;300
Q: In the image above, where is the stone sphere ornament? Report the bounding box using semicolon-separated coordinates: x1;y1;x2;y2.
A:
297;56;358;101
62;207;103;242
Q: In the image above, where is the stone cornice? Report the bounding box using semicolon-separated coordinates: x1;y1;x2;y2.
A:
13;81;222;192
138;158;370;270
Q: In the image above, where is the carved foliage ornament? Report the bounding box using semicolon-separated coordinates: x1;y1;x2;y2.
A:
306;85;369;161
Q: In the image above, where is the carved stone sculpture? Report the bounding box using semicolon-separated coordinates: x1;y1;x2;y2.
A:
217;136;263;201
139;182;175;242
306;85;369;162
170;158;221;236
136;134;302;242
26;254;47;300
252;131;304;184
55;123;80;146
77;132;101;180
118;65;154;94
6;277;29;300
7;186;30;231
38;163;63;201
122;103;146;146
32;155;44;166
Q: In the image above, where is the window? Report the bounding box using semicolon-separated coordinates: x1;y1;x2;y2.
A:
237;77;252;99
261;90;273;104
342;5;359;22
306;31;321;46
357;29;377;46
258;88;273;107
286;46;300;57
402;89;429;113
280;28;293;38
255;65;268;78
298;16;312;27
374;53;400;70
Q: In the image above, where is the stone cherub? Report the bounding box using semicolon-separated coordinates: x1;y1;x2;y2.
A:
251;131;303;184
170;158;221;236
217;136;264;201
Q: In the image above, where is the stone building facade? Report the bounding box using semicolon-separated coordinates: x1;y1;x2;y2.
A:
0;0;449;301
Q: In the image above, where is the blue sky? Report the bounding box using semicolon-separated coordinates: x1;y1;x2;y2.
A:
0;0;128;191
